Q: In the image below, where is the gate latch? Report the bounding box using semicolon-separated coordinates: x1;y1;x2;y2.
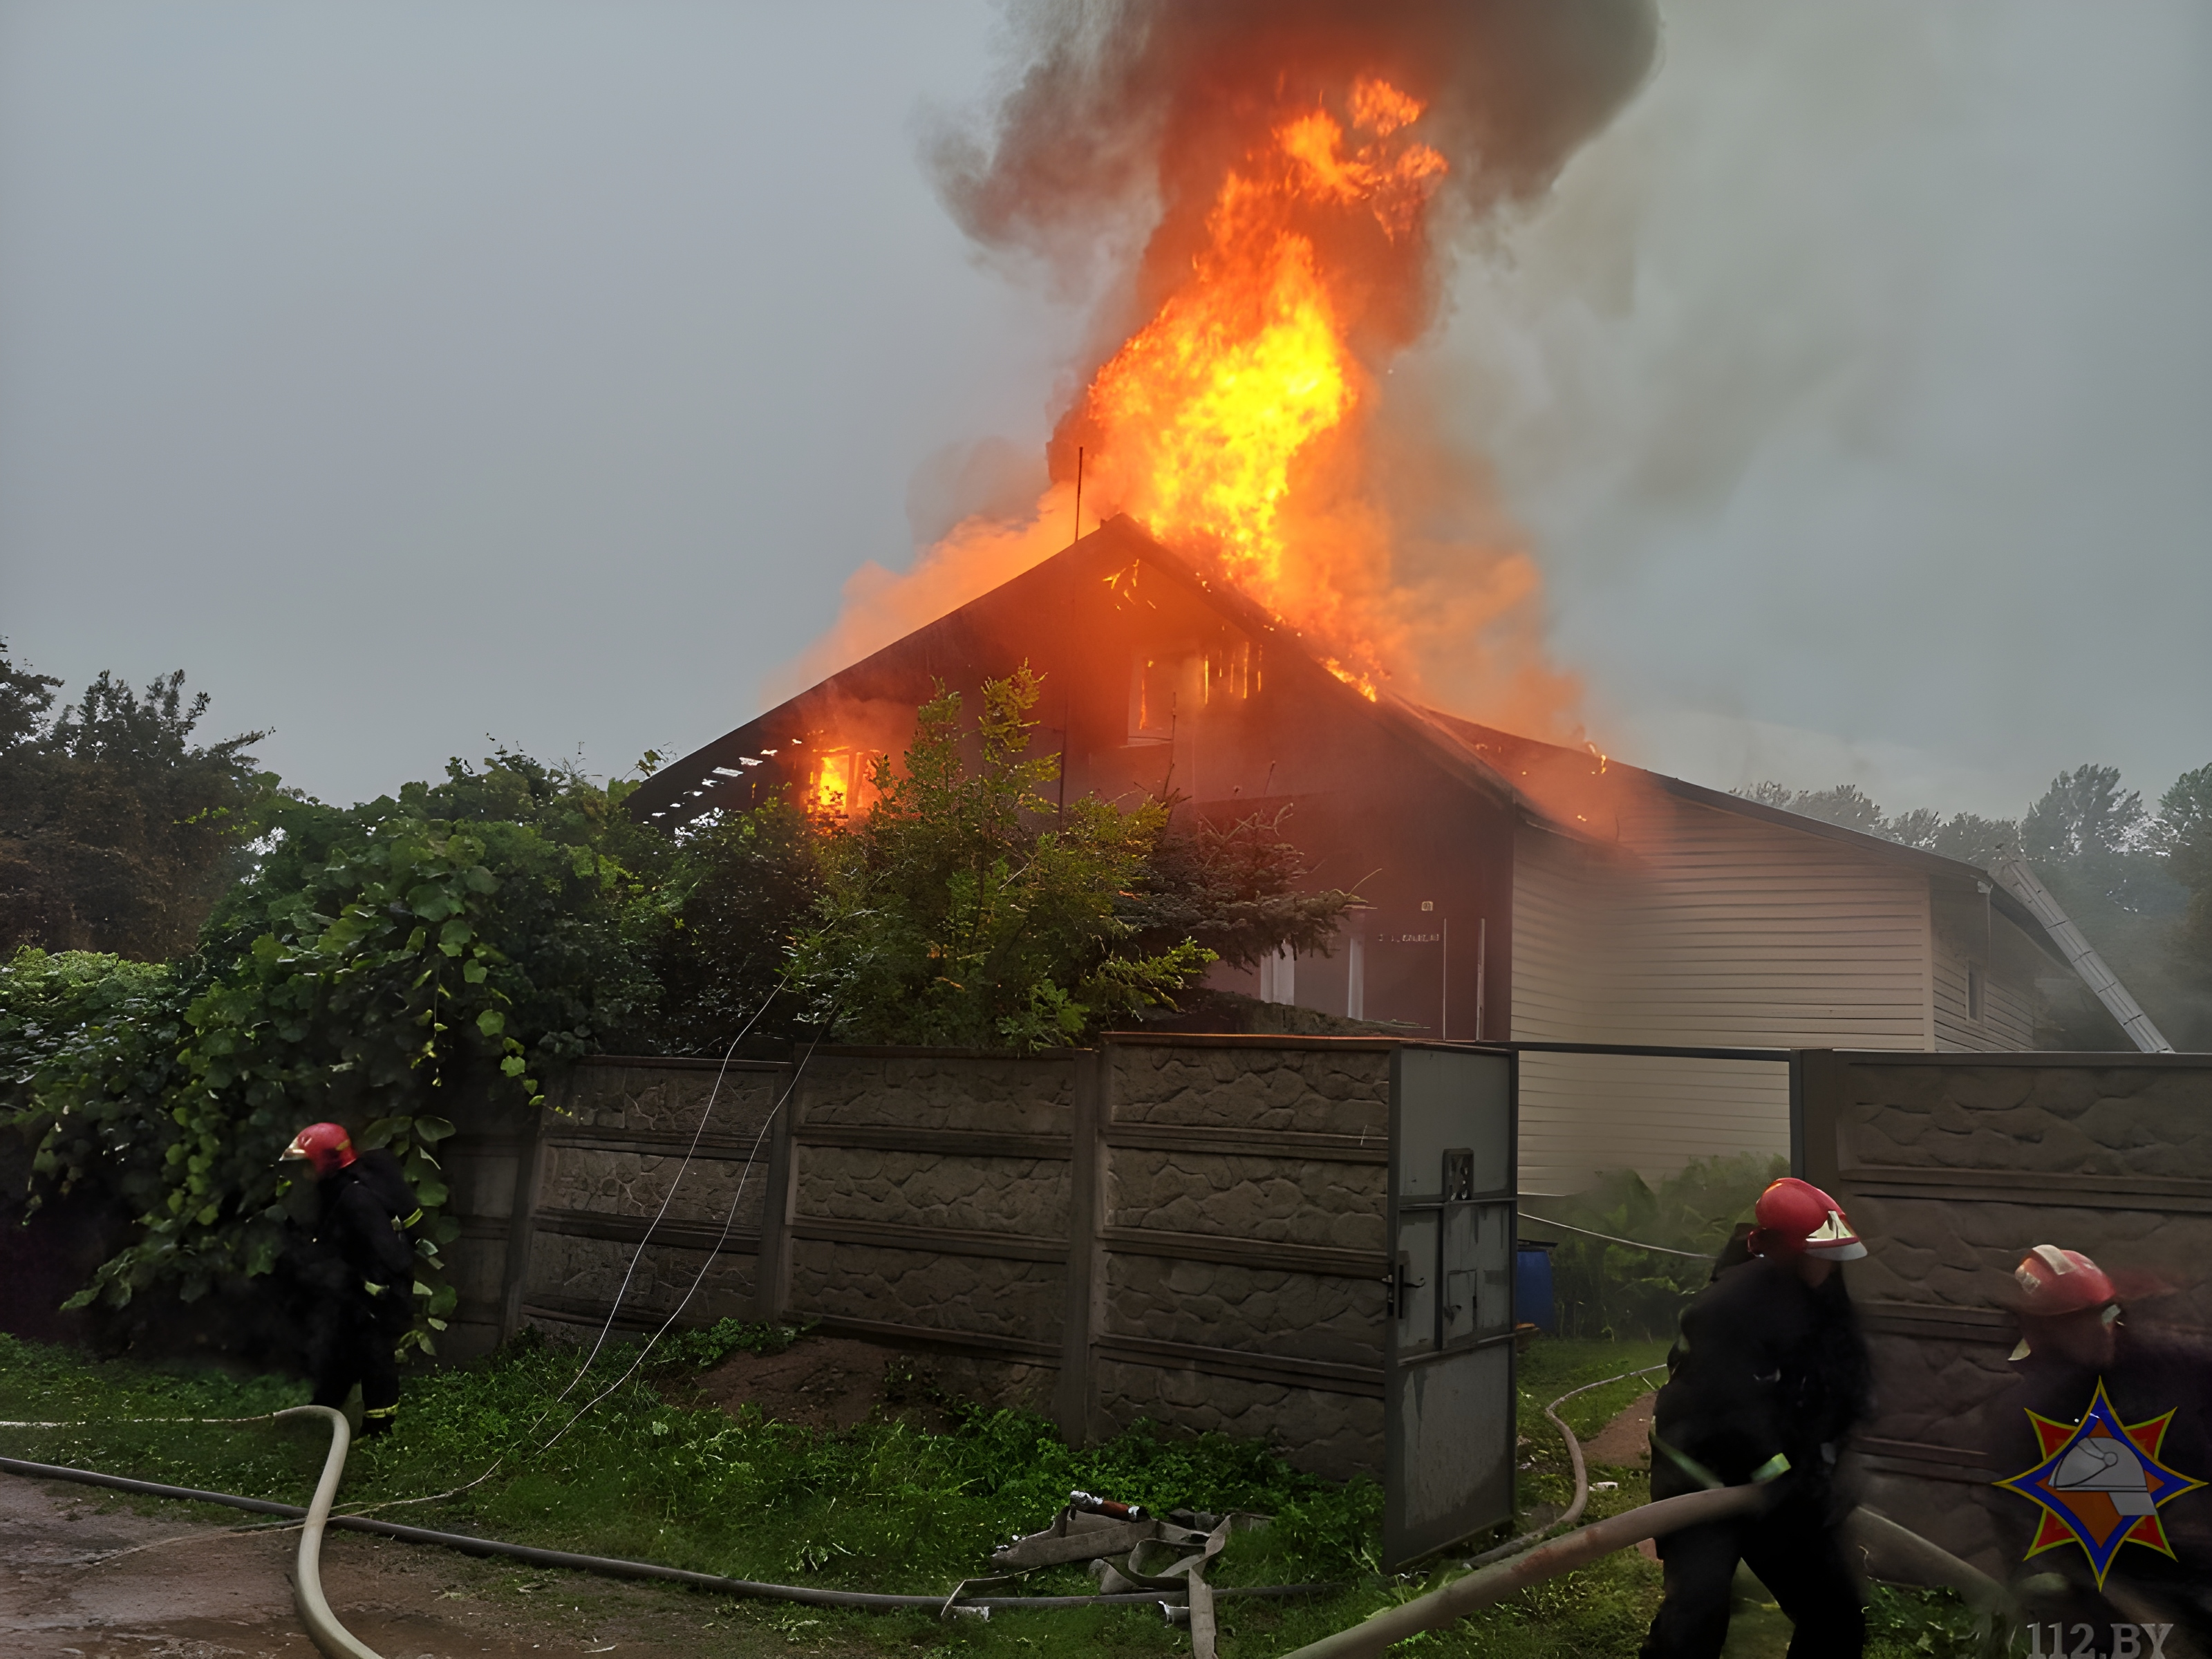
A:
1386;1250;1425;1320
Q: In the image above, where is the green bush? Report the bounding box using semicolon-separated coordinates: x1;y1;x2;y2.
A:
3;753;676;1344
1524;1153;1785;1340
790;667;1212;1049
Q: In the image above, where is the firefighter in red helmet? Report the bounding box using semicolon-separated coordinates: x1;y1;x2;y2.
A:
1639;1177;1875;1659
281;1123;422;1437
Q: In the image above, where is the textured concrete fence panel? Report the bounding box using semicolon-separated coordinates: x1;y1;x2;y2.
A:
1088;1038;1391;1478
1797;1050;2212;1575
774;1047;1078;1407
464;1040;1400;1478
516;1057;786;1341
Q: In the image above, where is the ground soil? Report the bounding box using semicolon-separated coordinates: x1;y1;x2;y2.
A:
0;1335;982;1658
669;1335;956;1434
0;1472;892;1658
1582;1391;1654;1471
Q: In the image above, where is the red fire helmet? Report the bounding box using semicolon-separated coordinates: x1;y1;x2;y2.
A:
2012;1244;2118;1319
281;1122;357;1177
1750;1177;1867;1262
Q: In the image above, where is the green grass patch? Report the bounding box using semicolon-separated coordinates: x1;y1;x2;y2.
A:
0;1329;1994;1656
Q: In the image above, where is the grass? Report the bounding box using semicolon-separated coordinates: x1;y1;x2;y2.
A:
0;1328;1998;1656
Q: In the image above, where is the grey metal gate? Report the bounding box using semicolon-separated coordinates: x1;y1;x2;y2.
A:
1384;1043;1518;1568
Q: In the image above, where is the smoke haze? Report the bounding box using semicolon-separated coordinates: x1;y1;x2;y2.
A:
802;0;1659;725
0;3;2203;823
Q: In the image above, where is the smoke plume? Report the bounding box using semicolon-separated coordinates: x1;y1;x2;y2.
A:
782;0;1658;722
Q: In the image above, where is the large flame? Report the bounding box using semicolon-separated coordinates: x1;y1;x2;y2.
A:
776;44;1614;742
1071;79;1446;691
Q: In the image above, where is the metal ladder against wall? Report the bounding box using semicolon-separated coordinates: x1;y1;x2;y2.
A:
1991;853;2175;1054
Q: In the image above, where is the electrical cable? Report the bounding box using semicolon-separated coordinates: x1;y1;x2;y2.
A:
337;975;804;1520
558;975;792;1391
1514;1213;1716;1260
524;1010;835;1462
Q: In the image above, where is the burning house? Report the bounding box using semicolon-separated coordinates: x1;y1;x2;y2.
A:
628;10;2157;1197
628;516;2134;1196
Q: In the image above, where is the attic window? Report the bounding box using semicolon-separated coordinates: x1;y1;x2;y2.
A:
1130;652;1179;742
1967;965;1985;1022
809;749;883;818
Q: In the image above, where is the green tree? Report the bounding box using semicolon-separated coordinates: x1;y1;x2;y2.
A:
2019;763;2192;1045
16;754;666;1343
0;643;271;959
1741;778;2021;868
789;667;1210;1049
2155;763;2212;1048
1126;805;1358;971
648;798;822;1055
1;949;191;1226
1774;783;1887;836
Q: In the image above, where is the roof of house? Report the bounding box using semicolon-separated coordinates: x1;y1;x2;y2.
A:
628;514;2070;966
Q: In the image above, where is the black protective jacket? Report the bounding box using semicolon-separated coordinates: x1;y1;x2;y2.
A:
1649;1255;1873;1501
300;1150;419;1311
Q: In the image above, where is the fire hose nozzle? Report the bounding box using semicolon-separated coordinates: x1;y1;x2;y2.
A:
1069;1489;1145;1521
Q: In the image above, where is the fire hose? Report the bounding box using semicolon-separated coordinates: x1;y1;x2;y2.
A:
0;1426;1331;1656
279;1405;382;1659
1277;1380;2017;1659
2;1381;2010;1659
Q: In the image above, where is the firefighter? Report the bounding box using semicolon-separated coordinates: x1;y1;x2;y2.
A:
1989;1245;2212;1650
1639;1177;1875;1659
281;1122;422;1437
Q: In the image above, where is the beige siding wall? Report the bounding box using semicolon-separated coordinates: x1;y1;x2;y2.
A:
1930;941;2037;1052
1512;789;1950;1194
1927;889;2041;1052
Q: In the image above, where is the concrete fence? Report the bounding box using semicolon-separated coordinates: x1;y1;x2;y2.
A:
438;1036;1396;1479
1797;1049;2212;1574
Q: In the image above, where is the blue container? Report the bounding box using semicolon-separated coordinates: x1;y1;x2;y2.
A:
1515;1244;1557;1333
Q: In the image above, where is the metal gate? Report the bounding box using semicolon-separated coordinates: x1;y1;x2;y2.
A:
1384;1043;1518;1568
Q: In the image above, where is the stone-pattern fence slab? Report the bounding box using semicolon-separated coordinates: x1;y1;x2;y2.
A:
1797;1049;2212;1575
444;1038;1395;1477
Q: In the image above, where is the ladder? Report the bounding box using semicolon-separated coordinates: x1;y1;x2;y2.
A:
1991;852;2175;1054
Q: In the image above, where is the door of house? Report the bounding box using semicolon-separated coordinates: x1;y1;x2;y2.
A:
1384;1042;1518;1569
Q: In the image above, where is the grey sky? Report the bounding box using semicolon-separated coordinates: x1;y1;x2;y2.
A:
2;3;2206;823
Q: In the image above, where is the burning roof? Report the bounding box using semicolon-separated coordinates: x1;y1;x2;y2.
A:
791;2;1660;738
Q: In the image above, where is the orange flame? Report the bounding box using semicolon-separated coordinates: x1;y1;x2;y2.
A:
1074;79;1445;668
780;70;1586;747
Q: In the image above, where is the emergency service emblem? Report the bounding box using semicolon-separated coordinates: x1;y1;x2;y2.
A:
1994;1378;2206;1587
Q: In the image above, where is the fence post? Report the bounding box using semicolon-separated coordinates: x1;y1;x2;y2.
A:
753;1062;798;1322
496;1088;545;1344
1794;1049;1844;1194
1053;1047;1105;1443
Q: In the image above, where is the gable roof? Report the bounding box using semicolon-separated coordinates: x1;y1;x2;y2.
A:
623;516;2075;975
628;516;1556;830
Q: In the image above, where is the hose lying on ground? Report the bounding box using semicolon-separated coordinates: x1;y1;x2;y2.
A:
1463;1363;1667;1569
0;1446;1333;1615
277;1405;384;1659
4;1395;2011;1655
